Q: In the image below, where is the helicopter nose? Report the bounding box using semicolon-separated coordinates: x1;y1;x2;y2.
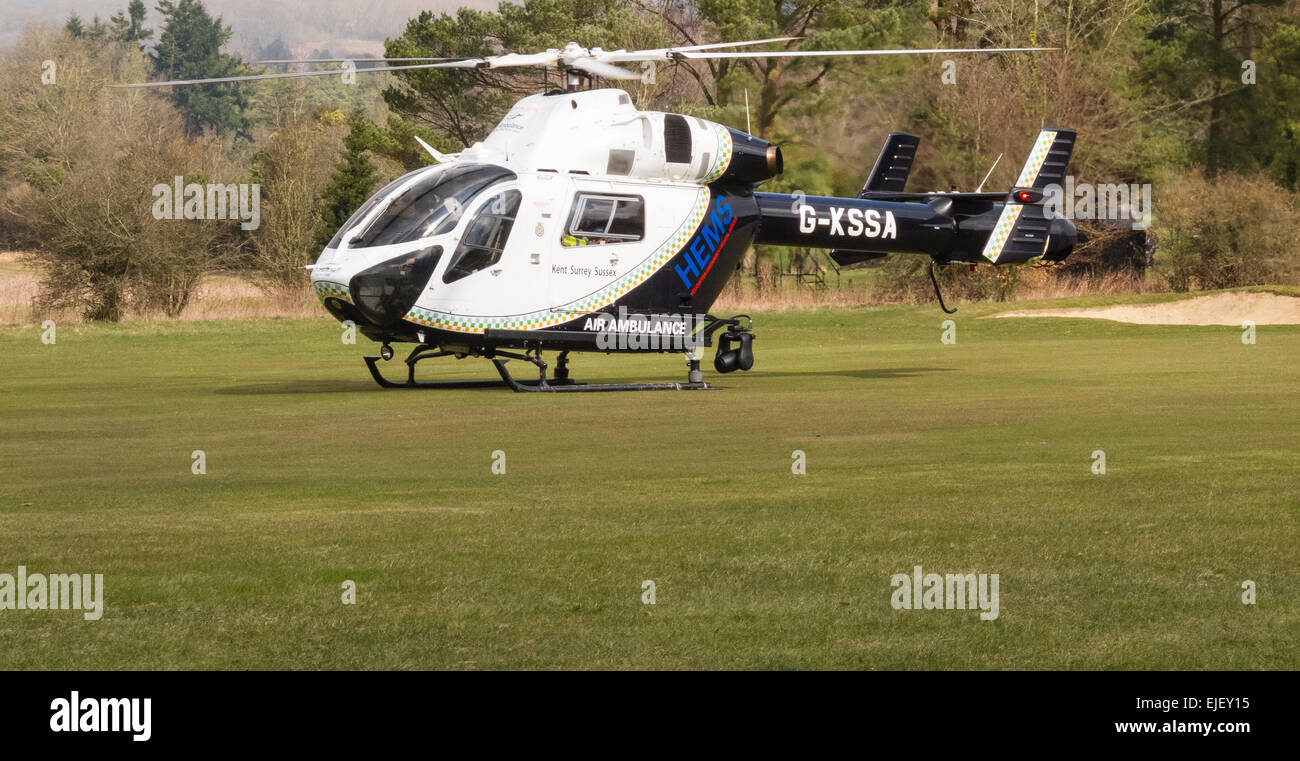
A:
350;245;444;327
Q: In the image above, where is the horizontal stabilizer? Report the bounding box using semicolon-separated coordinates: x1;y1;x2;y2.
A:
981;201;1053;263
829;250;889;267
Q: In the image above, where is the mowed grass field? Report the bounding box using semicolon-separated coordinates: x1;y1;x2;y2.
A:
1;296;1297;669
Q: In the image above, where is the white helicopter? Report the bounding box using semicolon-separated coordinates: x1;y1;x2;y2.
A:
121;39;1076;391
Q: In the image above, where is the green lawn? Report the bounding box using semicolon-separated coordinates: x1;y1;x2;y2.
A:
1;299;1296;669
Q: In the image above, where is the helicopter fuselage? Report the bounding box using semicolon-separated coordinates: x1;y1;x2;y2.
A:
309;87;1076;357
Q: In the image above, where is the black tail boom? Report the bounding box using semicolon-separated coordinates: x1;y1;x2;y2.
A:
750;127;1079;265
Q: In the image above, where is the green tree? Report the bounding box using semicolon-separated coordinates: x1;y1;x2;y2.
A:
257;37;294;64
151;0;253;139
1138;0;1286;177
315;114;380;250
110;1;154;48
66;14;111;40
1259;21;1300;189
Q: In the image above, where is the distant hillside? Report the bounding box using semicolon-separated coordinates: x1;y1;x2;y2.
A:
0;0;500;54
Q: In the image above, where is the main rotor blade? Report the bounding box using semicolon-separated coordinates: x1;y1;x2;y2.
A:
115;42;1054;88
485;51;563;69
112;59;484;88
673;46;1058;60
569;57;642;80
599;36;801;63
254;57;460;64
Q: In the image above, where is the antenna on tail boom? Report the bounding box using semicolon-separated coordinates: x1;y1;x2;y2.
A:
975;153;1003;193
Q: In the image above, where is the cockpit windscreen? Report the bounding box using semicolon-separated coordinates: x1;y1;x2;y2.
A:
343;164;516;249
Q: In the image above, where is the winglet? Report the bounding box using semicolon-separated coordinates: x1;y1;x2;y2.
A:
414;135;459;164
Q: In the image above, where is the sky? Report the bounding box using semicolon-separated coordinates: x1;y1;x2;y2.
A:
0;0;501;54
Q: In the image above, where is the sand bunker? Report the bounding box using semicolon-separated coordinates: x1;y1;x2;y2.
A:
990;291;1300;326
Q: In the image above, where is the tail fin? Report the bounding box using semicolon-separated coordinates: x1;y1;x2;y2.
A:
982;128;1077;263
1013;128;1075;189
861;132;920;194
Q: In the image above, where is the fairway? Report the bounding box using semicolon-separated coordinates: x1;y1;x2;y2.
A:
1;298;1297;669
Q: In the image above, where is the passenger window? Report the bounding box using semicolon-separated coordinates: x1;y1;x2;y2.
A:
562;194;644;247
442;190;521;283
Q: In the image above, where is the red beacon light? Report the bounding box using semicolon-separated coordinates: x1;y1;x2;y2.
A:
1008;187;1042;204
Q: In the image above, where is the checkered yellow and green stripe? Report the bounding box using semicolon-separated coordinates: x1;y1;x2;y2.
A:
702;124;733;184
313;280;352;304
403;188;713;334
1015;130;1058;187
981;204;1023;263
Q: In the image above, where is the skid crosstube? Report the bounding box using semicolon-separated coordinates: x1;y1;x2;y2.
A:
490;360;711;392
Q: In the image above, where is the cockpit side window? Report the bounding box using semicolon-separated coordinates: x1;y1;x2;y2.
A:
345;164;516;249
442;189;522;283
562;194;644;247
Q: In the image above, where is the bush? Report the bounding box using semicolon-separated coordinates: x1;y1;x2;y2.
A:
1154;171;1300;291
1;27;234;321
248;104;346;294
872;255;1021;304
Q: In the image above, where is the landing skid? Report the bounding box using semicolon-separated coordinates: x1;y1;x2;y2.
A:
364;348;508;389
363;346;714;392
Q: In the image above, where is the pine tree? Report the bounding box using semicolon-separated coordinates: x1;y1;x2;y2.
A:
110;1;153;48
151;0;252;139
316;115;380;250
1140;0;1287;177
